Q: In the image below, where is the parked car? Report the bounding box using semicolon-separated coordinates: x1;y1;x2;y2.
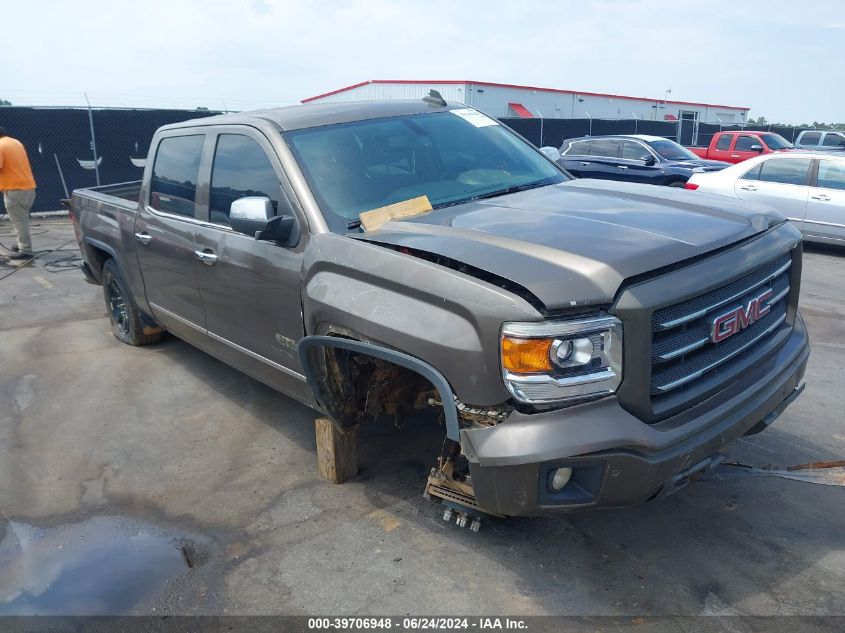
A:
69;97;808;518
547;135;728;187
687;131;795;163
794;130;845;152
686;151;845;244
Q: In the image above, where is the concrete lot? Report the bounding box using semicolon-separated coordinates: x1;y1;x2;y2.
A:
0;219;843;617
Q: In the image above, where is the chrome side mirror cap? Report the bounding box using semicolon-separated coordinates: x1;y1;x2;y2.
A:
229;197;274;236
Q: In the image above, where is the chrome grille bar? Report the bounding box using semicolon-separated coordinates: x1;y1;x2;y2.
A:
653;313;786;393
654;259;791;331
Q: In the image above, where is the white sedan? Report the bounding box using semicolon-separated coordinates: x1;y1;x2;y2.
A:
686;151;845;245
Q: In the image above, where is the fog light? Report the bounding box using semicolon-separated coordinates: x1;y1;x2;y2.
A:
551;467;573;491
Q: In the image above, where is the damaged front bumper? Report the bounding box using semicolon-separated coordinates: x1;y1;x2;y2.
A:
460;314;810;516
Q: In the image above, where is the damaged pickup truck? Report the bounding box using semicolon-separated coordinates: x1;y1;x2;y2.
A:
70;96;809;518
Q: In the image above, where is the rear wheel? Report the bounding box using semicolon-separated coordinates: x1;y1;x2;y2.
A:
101;258;163;346
667;180;686;188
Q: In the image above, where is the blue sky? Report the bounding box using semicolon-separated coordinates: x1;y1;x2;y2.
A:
4;0;842;123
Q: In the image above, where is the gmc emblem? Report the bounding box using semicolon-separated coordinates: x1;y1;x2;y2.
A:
710;289;774;343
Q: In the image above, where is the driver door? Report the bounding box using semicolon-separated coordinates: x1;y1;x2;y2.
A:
192;127;308;387
619;140;661;183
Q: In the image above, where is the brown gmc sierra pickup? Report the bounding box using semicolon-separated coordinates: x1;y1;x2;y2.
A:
70;95;809;518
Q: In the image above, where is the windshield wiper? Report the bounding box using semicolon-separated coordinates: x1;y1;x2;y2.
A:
471;179;552;202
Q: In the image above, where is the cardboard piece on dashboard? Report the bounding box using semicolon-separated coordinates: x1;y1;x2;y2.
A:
359;195;433;232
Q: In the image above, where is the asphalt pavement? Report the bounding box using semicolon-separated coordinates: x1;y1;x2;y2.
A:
0;219;843;619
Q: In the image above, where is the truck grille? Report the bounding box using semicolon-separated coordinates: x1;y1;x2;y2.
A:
650;253;791;396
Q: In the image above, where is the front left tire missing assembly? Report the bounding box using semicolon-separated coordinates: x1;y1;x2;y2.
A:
101;258;164;346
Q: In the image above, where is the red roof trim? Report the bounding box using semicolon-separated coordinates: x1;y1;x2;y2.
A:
301;79;750;111
508;102;533;118
301;80;375;103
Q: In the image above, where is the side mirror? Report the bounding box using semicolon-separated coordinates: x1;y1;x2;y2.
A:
539;146;562;162
230;197;274;236
229;196;298;245
256;215;296;243
750;144;764;152
641;154;657;166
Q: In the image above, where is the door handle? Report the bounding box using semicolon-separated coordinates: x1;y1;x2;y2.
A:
579;161;590;166
134;232;152;245
731;154;740;158
194;249;218;265
740;184;758;191
811;194;831;201
617;165;628;170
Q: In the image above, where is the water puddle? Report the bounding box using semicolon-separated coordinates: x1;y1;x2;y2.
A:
0;515;202;615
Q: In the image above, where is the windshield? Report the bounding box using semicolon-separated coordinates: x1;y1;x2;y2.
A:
760;133;794;150
647;139;700;161
284;110;567;232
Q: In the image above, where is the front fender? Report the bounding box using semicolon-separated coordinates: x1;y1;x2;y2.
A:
301;233;542;405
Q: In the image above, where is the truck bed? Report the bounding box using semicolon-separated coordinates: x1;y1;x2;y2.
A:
70;180;144;286
74;181;142;211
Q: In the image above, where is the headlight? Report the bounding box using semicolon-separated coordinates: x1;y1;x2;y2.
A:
500;315;622;405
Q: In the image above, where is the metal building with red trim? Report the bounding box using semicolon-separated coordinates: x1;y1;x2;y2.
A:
301;80;749;124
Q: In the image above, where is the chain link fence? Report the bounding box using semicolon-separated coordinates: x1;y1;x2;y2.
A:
0;107;222;212
0;106;831;213
500;117;820;152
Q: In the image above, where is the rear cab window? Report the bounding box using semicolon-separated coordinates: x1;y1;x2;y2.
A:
149;135;205;217
715;135;732;150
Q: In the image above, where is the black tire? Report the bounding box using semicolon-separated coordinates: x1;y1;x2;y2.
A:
101;258;163;346
667;180;687;188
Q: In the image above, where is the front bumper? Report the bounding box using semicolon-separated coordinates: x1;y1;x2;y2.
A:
461;313;810;516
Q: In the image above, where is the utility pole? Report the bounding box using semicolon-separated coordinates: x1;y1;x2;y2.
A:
84;92;101;186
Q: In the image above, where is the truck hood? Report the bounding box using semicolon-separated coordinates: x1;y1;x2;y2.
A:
355;180;782;311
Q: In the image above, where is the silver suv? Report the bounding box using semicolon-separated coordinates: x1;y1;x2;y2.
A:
795;130;845;151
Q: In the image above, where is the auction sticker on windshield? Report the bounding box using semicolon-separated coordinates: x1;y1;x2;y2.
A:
451;108;499;127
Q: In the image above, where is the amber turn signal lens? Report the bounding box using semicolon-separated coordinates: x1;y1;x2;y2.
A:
502;337;553;373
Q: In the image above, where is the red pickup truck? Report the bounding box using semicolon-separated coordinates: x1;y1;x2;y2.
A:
688;131;795;163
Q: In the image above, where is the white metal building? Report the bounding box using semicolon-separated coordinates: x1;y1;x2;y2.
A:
301;80;749;124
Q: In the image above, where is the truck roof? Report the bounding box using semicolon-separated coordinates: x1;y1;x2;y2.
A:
157;100;461;133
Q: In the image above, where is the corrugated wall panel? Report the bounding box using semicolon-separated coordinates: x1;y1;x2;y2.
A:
308;82;468;105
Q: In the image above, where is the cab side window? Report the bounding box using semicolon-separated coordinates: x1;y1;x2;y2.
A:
734;135;759;151
822;133;845;148
621;141;648;160
149;135;205;217
715;135;732;151
757;158;812;186
800;132;821;146
589;139;621;158
210;134;286;226
562;140;590;156
740;163;762;181
817;160;845;191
